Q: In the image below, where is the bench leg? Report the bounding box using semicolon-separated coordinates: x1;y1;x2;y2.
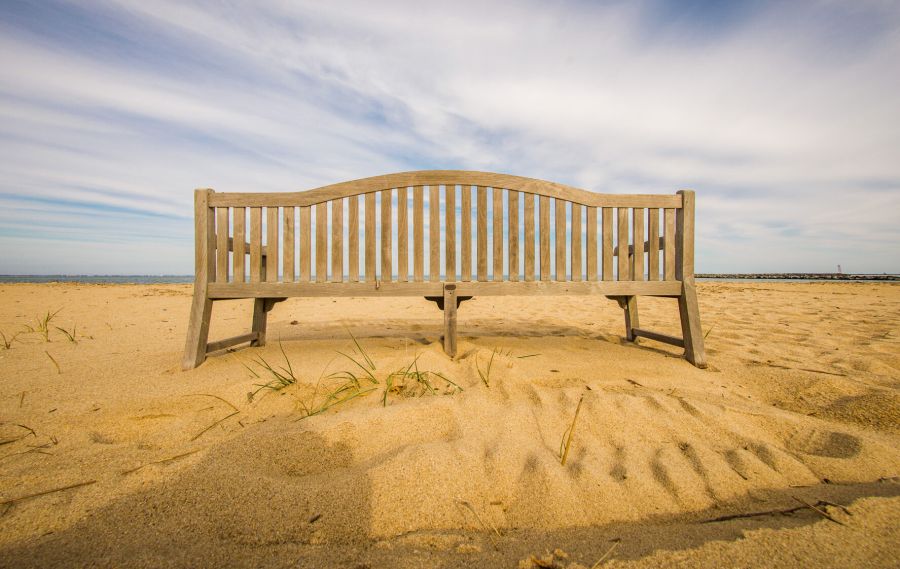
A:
182;292;213;370
442;284;458;358
678;282;707;368
607;295;640;341
250;298;286;347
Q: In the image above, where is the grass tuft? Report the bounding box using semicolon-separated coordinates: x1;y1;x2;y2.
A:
23;309;62;342
476;348;497;387
1;330;21;350
45;351;61;374
246;340;297;401
559;391;586;466
55;323;78;343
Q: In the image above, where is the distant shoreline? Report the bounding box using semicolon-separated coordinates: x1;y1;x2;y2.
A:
1;273;898;284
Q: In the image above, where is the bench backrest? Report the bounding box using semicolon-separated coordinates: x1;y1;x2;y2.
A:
193;170;695;287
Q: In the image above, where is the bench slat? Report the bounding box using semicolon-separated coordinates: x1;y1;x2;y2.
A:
446;184;456;281
233;207;245;283
314;203;326;282
572;203;583;281
250;207;262;283
349;196;359;282
477;186;487;282
524;192;535;281
381;189;392;281
300;206;311;282
602;207;613;280
461;184;472;281
216;207;229;283
555;199;566;281
284;207;295;282
632;208;644;281
413;186;424;282
617;208;628;281
493;187;503;282
266;207;278;282
648;208;659;281
539;195;550;281
332;199;343;283
664;207;676;281
508;190;519;282
429;185;440;282
586;206;597;281
365;192;376;282
398;187;408;282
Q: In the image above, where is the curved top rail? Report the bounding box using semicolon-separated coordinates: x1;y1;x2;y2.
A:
207;170;683;209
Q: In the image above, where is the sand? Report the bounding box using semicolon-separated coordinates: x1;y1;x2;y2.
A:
0;281;898;568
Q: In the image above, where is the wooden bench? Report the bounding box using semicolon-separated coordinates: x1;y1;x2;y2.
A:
182;171;706;369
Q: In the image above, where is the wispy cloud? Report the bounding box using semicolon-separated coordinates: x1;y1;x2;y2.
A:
1;0;898;273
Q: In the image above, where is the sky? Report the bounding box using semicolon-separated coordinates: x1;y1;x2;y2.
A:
1;0;899;275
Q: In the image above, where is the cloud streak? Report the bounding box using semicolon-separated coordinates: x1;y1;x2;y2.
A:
1;0;898;273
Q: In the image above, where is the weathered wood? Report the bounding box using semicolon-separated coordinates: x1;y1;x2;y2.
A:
632;208;644;281
348;196;359;282
266;207;278;282
586;206;597;281
300;206;311;282
233;207;245;283
508;190;519;281
251;299;267;346
249;207;262;283
461;184;472;281
524;193;535;281
571;203;582;282
602;207;613;281
445;184;456;281
397;186;408;282
617;208;628;281
206;332;259;354
555;199;566;281
676;190;706;368
365;193;376;283
648;208;659;281
678;280;707;368
664;208;676;281
381;189;392;281
493;187;503;281
209;170;683;209
477;186;488;282
623;296;639;340
430;185;440;282
332;198;343;283
216;207;229;283
540;195;550;281
632;327;684;348
283;206;295;282
182;189;215;370
443;283;457;358
207;279;683;299
413;186;424;282
315;202;327;283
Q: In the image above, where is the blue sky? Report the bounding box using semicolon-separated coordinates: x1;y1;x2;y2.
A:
1;0;898;274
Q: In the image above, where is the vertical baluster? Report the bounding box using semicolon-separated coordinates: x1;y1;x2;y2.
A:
586;206;597;281
429;185;440;282
632;208;644;281
555;199;566;281
348;196;359;282
266;207;278;282
283;207;295;282
233;207;245;283
539;196;550;281
664;208;676;281
617;208;628;281
381;189;392;281
398;187;408;282
413;186;424;282
571;203;582;281
477;186;487;282
493;187;503;281
332;199;343;283
524;193;535;281
315;202;327;283
300;206;311;282
365;193;376;282
216;207;229;282
250;207;262;283
601;207;613;280
445;184;456;281
648;208;659;281
508;190;519;281
461;185;472;281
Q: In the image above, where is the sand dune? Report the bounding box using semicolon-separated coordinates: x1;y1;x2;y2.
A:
0;282;898;567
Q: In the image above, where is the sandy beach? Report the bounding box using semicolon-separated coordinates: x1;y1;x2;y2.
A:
0;281;898;568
